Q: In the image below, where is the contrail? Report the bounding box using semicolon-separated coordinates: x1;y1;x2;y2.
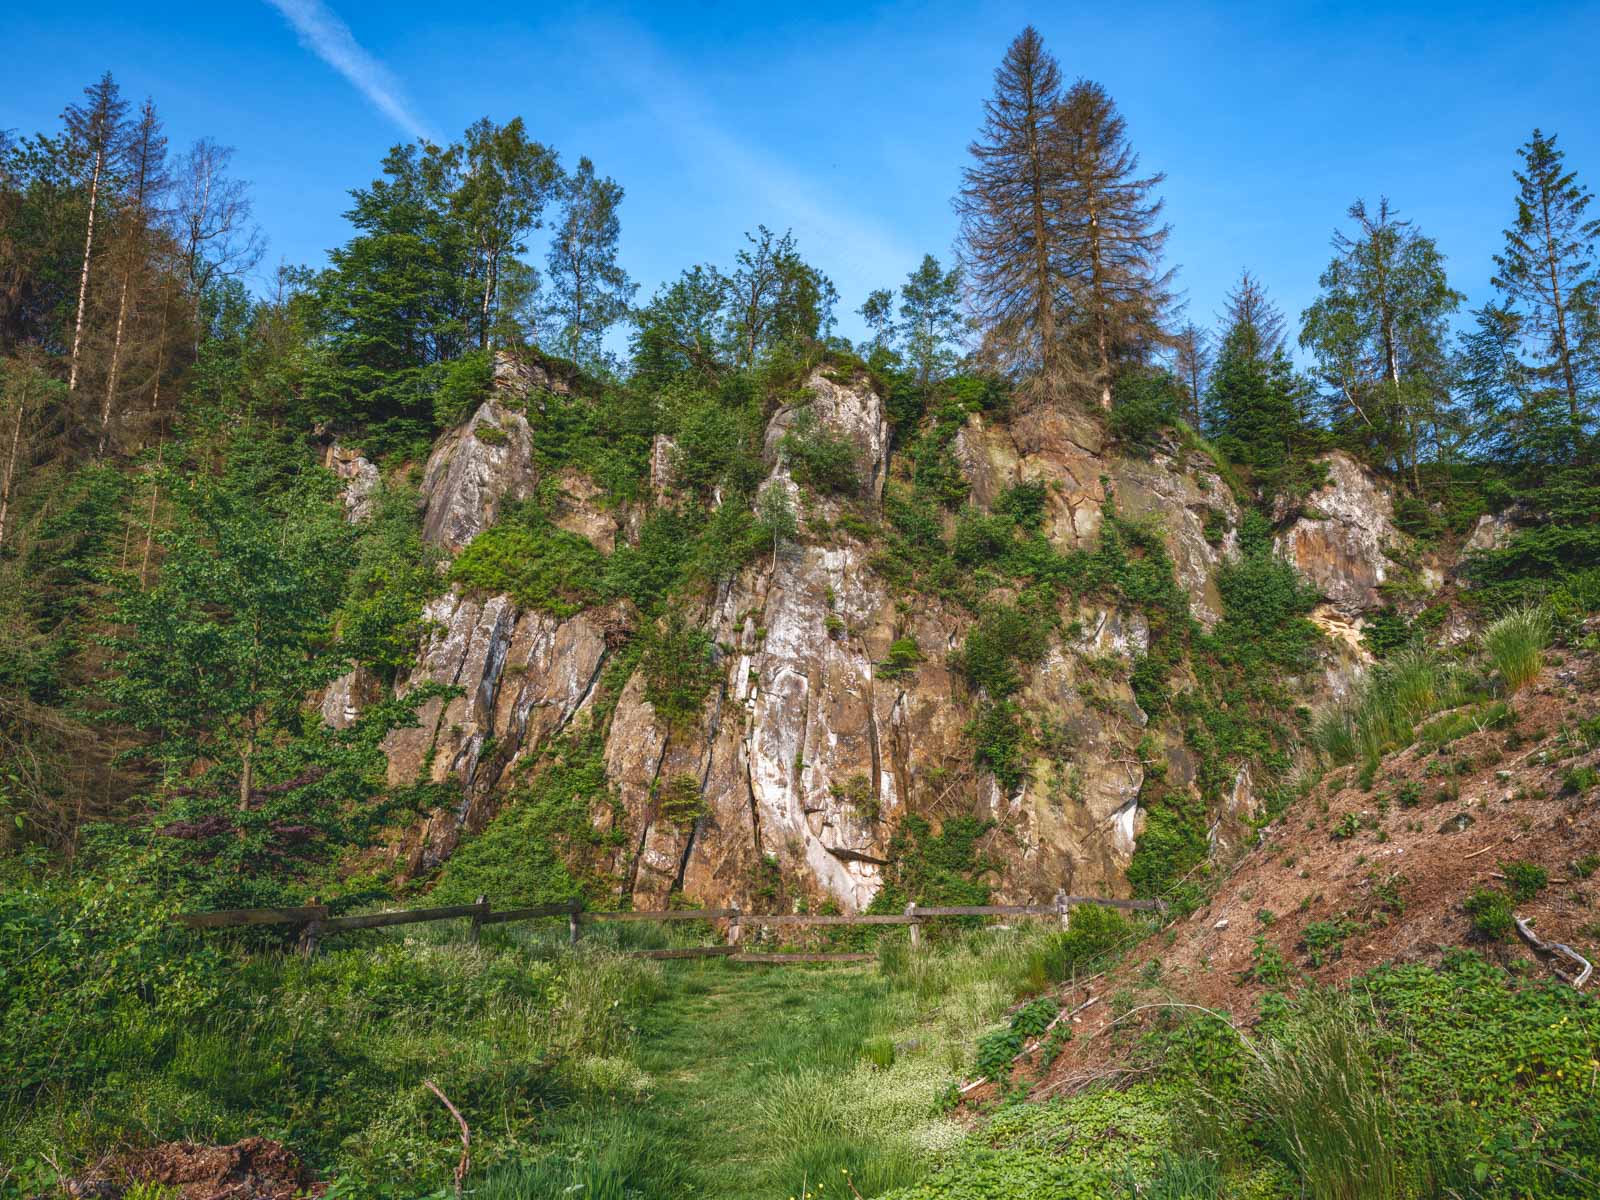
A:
263;0;433;141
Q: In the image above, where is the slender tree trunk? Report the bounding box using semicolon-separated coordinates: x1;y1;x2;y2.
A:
1538;193;1581;429
101;270;132;457
68;149;104;393
238;737;254;812
480;244;497;352
0;384;25;551
1025;96;1054;382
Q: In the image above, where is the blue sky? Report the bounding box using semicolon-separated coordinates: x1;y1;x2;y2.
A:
5;1;1599;352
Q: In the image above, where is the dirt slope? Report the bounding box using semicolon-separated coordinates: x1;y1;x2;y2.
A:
1030;648;1600;1094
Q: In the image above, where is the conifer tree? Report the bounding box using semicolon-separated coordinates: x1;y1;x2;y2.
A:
1056;79;1174;409
956;27;1068;390
546;157;635;366
1491;130;1598;436
100;98;169;457
1170;321;1210;427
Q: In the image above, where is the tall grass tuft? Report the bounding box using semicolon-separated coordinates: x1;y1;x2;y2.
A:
1239;991;1405;1200
1483;604;1551;695
1312;649;1467;769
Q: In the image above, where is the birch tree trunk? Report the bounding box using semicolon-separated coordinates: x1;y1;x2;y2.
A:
67;148;104;393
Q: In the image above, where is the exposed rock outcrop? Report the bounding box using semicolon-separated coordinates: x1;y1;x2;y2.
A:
1273;452;1398;618
336;355;1485;914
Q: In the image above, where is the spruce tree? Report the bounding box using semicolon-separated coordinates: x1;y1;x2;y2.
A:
1491;130;1598;435
955;27;1068;391
1056;79;1174;409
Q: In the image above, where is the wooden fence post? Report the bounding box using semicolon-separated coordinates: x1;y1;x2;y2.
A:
568;902;581;946
469;895;487;946
727;906;742;947
298;895;322;959
1055;889;1070;931
905;902;920;950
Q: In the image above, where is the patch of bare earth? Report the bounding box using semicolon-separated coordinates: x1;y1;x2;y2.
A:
1020;651;1600;1099
65;1138;320;1200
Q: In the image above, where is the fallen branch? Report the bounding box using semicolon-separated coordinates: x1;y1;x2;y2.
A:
1515;916;1593;988
423;1079;470;1194
959;994;1100;1096
1464;842;1501;860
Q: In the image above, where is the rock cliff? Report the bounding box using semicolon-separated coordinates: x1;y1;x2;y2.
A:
328;353;1464;912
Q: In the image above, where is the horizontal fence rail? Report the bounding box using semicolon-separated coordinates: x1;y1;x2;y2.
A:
176;891;1165;959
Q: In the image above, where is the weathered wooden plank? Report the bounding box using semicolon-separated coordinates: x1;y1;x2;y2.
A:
478;903;582;925
913;898;1163;916
736;914;913;926
625;946;739;959
729;953;878;964
318;904;486;933
178;905;328;928
584;909;740;922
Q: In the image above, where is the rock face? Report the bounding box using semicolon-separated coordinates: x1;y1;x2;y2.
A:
338;357;1467;913
1274;452;1398;618
419;398;537;552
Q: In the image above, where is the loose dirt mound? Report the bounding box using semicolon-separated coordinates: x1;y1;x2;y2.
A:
68;1138;318;1200
1026;651;1600;1097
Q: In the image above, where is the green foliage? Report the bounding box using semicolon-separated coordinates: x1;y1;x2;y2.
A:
657;772;707;828
1500;860;1548;902
638;612;718;729
1482;603;1551;694
448;506;605;617
1010;996;1058;1037
1125;784;1208;910
780;406;861;494
878;636;923;679
1464;886;1515;941
975;1026;1024;1081
337;485;445;679
1109;366;1182;446
869;814;993;911
969;700;1028;792
431;722;623;908
432;349;494;429
955;603;1050;697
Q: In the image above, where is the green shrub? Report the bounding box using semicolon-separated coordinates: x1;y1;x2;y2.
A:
955;603;1049;697
878;636;923;679
448;510;604;617
1301;919;1355;967
969;700;1028;792
951;506;1016;566
1562;765;1598;794
657;773;706;828
1499;860;1548;903
779;408;860;494
432;349;494;429
996;481;1049;529
975;1026;1024;1081
1010;997;1058;1037
1109;367;1182;445
1464;886;1515;941
638;613;718;729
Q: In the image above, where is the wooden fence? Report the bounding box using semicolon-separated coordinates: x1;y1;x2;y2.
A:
177;892;1165;964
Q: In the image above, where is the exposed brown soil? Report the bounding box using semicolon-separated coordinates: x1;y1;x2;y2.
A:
65;1138;320;1200
1022;651;1600;1098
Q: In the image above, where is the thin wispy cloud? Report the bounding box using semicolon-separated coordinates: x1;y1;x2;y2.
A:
263;0;432;141
583;21;918;313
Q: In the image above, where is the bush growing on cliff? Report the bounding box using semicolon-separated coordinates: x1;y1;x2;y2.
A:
780;407;860;494
448;508;605;617
638;612;719;729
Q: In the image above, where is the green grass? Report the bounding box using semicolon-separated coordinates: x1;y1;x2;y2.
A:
1483;604;1552;695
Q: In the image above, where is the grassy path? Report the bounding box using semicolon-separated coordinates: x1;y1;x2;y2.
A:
570;958;919;1199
